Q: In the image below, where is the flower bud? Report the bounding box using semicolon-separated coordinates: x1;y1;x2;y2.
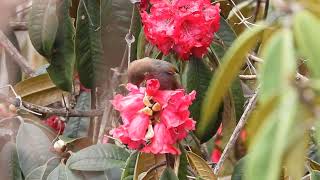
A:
53;140;66;153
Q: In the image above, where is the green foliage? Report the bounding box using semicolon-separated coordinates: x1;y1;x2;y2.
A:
63;92;91;138
67;144;129;171
121;151;138;180
0;142;23;180
294;11;320;79
196;24;267;140
245;29;298;180
16;123;59;177
76;0;104;88
47;0;75;91
187;151;216;180
28;0;58;58
160;168;179;180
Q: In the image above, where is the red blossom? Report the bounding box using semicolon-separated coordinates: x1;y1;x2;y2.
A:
43;115;65;134
110;79;196;154
140;0;220;60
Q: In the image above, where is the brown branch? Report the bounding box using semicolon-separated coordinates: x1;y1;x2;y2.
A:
0;30;35;76
214;90;259;175
9;21;28;31
0;93;103;117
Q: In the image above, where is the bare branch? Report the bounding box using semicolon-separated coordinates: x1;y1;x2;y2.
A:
214;90;259;175
10;21;28;31
0;93;103;117
0;30;35;76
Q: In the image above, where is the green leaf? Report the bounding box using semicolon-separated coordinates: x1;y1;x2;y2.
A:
76;0;104;88
16;123;58;177
186;57;223;142
160;168;179;180
137;30;147;59
47;163;68;180
121;151;138;180
231;157;246;180
63;92;91;138
67;144;129;171
196;24;267;140
0;142;23;180
187;151;217;180
28;0;58;58
294;11;320;79
245;29;298;180
25;164;47;180
259;29;296;103
311;170;320;180
177;148;188;180
47;0;75;92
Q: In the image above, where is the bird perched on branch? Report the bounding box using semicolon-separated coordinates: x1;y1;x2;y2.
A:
128;57;181;90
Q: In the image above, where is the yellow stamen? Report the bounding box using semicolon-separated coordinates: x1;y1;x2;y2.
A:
140;107;153;116
152;102;162;112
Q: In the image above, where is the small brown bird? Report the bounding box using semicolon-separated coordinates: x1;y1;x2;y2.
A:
128;57;181;90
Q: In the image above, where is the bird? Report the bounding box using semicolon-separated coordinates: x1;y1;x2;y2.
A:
127;57;181;90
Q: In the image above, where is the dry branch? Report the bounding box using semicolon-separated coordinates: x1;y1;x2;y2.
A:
0;93;103;117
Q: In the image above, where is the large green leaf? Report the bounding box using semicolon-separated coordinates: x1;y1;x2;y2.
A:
67;144;129;171
25;164;47;180
0;142;23;180
187;151;217;180
231;157;246;180
196;24;267;139
47;0;75;92
121;151;138;180
29;0;58;58
294;11;320;79
186;57;223;142
16;123;59;177
160;168;179;180
245;29;299;180
211;18;245;122
63;92;91;138
76;0;104;88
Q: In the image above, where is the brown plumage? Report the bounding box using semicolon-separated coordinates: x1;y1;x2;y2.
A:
128;57;181;90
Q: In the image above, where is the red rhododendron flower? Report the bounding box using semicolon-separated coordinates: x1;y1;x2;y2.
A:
44;115;65;134
140;0;220;60
110;79;196;154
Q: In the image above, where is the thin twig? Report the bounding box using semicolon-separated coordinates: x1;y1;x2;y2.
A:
9;21;28;31
214;90;259;175
0;93;103;117
239;74;257;80
0;30;35;76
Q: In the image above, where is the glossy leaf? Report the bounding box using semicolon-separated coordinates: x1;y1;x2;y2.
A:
196;24;267;140
160;168;179;180
29;0;58;58
186;57;223;142
67;144;129;171
25;164;47;180
121;151;138;180
63;92;91;138
14;73;66;106
187;151;217;180
47;0;76;92
294;11;320;78
16;123;58;177
76;0;104;88
177;148;188;180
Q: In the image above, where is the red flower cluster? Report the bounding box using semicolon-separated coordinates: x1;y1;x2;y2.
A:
110;79;196;154
44;115;65;134
140;0;220;60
